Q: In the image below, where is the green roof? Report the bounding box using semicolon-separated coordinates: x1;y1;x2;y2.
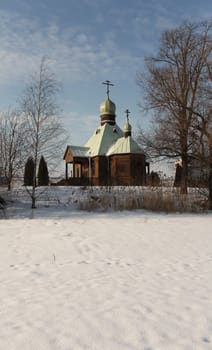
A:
64;145;90;159
107;136;143;155
84;123;123;156
66;118;145;159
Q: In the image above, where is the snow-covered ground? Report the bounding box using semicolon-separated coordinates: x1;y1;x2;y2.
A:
0;187;212;349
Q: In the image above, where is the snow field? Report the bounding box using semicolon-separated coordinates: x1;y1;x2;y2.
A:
0;212;212;349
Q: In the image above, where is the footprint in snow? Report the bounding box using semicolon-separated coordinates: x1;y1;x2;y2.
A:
202;337;210;343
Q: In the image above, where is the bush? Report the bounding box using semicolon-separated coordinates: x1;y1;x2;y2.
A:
78;186;208;213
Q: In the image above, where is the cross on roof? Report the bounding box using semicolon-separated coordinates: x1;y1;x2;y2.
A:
102;80;114;98
125;109;130;121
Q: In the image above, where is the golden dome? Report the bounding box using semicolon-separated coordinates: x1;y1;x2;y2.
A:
100;97;116;115
124;119;132;133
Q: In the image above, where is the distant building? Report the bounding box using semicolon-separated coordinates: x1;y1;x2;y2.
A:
174;158;209;187
63;81;149;186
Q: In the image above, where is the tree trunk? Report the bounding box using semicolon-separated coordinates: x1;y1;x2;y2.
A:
8;167;12;191
31;198;36;209
208;164;212;210
31;173;36;209
31;185;36;208
7;181;11;191
180;156;188;194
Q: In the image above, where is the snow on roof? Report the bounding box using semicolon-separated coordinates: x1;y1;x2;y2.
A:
66;145;90;158
84;123;123;156
107;136;144;156
66;122;144;159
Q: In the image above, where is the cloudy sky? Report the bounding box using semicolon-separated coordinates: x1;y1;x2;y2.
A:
0;0;211;146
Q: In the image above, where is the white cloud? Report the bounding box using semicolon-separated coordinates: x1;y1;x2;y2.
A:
0;9;140;86
2;2;208;89
63;111;98;145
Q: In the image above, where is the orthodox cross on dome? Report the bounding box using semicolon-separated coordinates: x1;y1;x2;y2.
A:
102;80;114;98
125;109;130;121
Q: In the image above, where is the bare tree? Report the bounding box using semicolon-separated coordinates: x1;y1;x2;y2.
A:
184;93;212;207
0;110;27;190
20;57;66;208
137;20;212;194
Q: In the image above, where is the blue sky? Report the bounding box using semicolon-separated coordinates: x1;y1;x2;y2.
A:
0;0;211;148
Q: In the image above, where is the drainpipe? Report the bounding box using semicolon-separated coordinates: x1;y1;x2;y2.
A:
107;156;110;187
65;162;68;180
88;152;91;186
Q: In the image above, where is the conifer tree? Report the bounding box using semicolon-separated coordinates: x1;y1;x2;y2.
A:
0;195;6;209
38;156;49;186
24;157;35;186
